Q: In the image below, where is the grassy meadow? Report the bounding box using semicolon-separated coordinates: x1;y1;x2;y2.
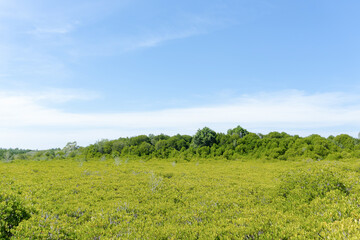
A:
1;158;360;239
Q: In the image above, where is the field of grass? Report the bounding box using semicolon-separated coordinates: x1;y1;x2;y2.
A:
1;158;360;239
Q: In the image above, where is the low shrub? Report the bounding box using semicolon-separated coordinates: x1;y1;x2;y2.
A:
0;192;32;239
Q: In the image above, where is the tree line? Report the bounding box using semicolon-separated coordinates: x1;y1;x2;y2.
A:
2;126;360;162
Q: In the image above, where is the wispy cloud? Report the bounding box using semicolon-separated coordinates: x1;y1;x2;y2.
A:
28;22;79;36
69;27;206;57
120;10;233;52
1;90;359;149
124;28;204;51
0;0;215;80
0;88;99;104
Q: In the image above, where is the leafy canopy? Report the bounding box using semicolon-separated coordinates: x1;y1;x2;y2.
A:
227;125;249;138
192;127;217;148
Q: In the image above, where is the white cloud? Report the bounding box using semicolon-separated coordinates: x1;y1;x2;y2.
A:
1;90;360;149
24;88;99;103
124;28;203;51
28;22;78;36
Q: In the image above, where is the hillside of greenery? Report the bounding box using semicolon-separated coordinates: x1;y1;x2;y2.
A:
2;126;360;162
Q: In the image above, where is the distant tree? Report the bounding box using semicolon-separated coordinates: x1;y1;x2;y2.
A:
137;142;153;156
333;134;356;150
192;127;217;148
167;134;191;151
64;141;79;151
265;132;289;139
227;125;249;138
149;134;169;146
92;140;109;154
63;142;79;154
4;151;12;162
111;140;127;153
129;135;150;146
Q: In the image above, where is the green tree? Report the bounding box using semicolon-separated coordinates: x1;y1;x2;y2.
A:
334;134;356;150
227;125;249;138
111;139;128;153
137;142;153;156
63;141;79;152
192;127;217;148
129;135;150;146
62;141;79;157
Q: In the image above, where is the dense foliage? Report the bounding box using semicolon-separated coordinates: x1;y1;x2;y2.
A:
0;192;32;239
2;126;359;163
192;127;217;148
1;159;360;238
0;149;32;162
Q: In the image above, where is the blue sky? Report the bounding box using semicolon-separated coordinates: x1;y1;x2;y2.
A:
1;0;360;149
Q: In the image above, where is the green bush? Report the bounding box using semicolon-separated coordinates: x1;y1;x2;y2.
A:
278;164;349;204
0;192;32;239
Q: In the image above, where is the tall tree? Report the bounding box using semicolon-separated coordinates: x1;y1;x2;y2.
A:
227;125;249;138
192;127;217;148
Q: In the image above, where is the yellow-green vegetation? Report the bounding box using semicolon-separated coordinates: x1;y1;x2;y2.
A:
1;158;360;239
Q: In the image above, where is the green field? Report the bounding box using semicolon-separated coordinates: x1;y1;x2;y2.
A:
1;158;360;239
